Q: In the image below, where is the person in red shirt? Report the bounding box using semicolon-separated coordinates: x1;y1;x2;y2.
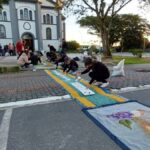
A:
16;39;24;56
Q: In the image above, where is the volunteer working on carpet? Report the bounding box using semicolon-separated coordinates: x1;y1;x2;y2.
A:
77;57;110;88
63;57;78;74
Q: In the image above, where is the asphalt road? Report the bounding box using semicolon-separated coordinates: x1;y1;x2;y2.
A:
0;89;149;150
6;100;120;150
120;89;150;106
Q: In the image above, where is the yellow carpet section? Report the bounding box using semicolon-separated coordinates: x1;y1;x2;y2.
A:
66;73;125;103
45;70;96;108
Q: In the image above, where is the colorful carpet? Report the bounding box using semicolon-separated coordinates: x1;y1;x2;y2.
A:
45;70;125;108
83;101;150;150
35;63;55;70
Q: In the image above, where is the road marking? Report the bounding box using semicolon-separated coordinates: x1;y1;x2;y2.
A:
45;70;95;108
0;109;13;150
0;95;71;110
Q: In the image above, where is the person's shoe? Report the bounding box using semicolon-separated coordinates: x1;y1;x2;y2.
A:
93;82;103;86
101;82;109;87
33;68;36;72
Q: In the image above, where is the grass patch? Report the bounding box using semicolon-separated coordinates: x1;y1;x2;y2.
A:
113;56;150;64
0;66;20;73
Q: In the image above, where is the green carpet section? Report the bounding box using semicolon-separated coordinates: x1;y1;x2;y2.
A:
51;70;117;107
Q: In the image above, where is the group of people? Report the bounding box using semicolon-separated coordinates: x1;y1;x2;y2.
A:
16;39;42;69
63;56;109;88
1;38;110;88
0;39;31;57
45;43;110;88
17;50;42;69
0;43;16;56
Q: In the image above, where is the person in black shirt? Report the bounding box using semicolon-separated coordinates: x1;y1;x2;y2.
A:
63;57;78;73
55;53;68;69
77;57;110;87
62;39;68;54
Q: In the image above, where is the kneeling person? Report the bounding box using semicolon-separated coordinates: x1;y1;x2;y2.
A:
78;57;110;87
18;51;31;68
63;58;78;74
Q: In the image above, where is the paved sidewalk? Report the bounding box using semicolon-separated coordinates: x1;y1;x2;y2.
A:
80;64;150;89
0;70;67;103
0;55;150;103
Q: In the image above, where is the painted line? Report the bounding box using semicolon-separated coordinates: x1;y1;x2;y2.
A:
45;70;95;108
66;73;125;102
0;95;71;110
112;85;150;93
0;108;13;150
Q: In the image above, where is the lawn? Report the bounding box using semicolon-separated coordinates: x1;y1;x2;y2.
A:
113;56;150;64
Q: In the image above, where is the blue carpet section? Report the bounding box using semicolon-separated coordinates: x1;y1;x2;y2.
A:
83;101;150;150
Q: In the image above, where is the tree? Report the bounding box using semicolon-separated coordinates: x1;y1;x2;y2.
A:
0;0;8;9
67;40;80;51
120;14;148;50
78;14;150;50
77;15;122;47
58;0;138;58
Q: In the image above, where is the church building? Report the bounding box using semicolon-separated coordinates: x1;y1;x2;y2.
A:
0;0;65;51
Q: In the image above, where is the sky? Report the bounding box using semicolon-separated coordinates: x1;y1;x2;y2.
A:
65;1;150;45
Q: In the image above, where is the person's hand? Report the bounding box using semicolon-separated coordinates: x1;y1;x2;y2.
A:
76;72;81;76
86;84;91;89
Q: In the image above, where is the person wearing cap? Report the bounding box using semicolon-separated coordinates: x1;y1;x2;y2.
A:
63;57;78;74
77;57;110;88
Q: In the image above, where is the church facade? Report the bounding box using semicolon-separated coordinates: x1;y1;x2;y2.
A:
0;0;65;51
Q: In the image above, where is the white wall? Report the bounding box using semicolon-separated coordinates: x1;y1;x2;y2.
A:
42;40;60;51
16;2;36;20
41;9;58;24
41;0;55;7
42;24;57;40
18;20;36;38
41;9;58;16
0;39;13;47
1;5;11;21
0;22;12;38
15;2;36;10
34;39;38;50
0;4;12;46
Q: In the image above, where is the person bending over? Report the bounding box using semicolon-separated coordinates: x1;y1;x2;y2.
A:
18;51;31;68
55;53;68;69
77;57;110;88
63;57;78;74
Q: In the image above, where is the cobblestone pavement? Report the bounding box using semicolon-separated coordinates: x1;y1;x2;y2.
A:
0;70;67;103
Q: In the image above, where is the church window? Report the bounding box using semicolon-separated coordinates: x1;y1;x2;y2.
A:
46;14;50;24
0;10;2;20
29;10;32;20
3;11;7;21
20;10;23;19
51;16;53;24
24;8;28;20
46;28;51;39
43;15;46;24
0;25;6;38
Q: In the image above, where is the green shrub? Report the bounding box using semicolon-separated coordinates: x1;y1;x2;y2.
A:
67;41;80;52
0;66;20;73
129;49;143;58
